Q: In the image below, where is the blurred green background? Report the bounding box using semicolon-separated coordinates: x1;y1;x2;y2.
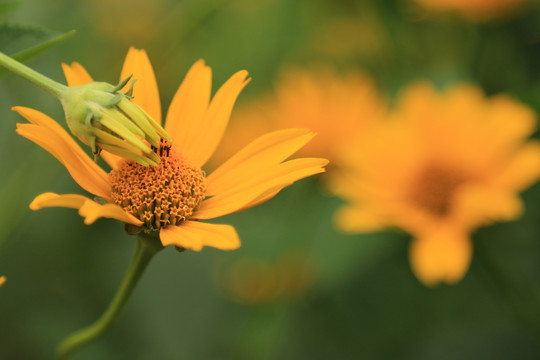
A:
2;0;540;359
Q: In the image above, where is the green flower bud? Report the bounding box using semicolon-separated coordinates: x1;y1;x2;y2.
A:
60;76;172;166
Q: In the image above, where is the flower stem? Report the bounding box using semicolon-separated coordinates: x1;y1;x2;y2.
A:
0;51;68;97
55;233;163;360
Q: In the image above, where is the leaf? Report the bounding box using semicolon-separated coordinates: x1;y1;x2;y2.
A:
0;22;75;77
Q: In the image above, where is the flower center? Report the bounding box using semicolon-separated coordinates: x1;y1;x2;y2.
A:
408;164;467;217
110;140;207;231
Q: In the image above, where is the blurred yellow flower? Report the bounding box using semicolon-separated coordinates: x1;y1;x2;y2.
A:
15;47;328;252
212;67;385;171
215;250;314;305
0;276;5;286
85;0;167;43
331;83;540;286
413;0;529;20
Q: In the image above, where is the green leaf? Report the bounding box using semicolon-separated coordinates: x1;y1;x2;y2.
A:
0;23;75;77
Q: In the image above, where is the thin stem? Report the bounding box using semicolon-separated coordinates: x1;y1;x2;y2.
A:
56;233;163;360
0;51;68;97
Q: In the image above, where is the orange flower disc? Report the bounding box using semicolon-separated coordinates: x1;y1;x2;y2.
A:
110;140;207;230
407;164;470;218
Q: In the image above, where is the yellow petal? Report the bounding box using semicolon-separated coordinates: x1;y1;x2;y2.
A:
206;128;315;196
30;192;89;210
14;107;111;200
333;205;387;233
160;221;240;251
61;62;93;87
454;184;523;226
495;142;540;190
165;60;212;152
0;276;5;286
120;47;162;124
236;187;282;212
100;150;124;170
78;201;143;226
30;192;142;226
185;70;250;167
14;106;79;146
16;124;111;200
483;95;537;153
409;226;472;286
193;158;328;219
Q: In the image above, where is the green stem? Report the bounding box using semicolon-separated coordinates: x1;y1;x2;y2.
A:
56;233;163;360
0;51;68;97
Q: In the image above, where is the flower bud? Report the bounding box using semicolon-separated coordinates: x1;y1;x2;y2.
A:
60;76;172;166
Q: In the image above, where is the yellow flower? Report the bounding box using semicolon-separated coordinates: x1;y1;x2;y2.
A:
15;47;328;251
331;82;540;286
215;250;313;304
0;276;5;286
413;0;529;20
212;67;385;171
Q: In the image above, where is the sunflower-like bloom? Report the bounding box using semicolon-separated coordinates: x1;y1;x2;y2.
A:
330;83;540;286
413;0;528;20
212;67;385;169
15;47;328;251
215;251;313;304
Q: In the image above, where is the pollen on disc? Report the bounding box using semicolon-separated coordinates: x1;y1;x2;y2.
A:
110;141;207;230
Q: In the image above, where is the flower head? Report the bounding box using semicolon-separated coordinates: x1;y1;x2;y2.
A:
413;0;529;20
212;67;385;171
0;276;5;287
15;47;328;251
215;251;314;305
330;82;540;286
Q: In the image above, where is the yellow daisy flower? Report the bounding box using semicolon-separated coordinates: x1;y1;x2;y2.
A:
15;47;328;251
212;67;385;170
215;250;313;305
331;82;540;286
413;0;529;20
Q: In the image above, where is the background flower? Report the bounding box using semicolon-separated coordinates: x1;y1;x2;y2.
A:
212;67;386;172
331;82;540;285
412;0;530;21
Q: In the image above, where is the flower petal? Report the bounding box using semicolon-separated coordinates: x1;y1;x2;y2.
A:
165;60;212;152
61;62;93;87
206;128;315;196
14;107;111;200
184;69;250;167
30;192;142;226
334;205;387;233
14;106;78;146
100;151;124;170
30;192;89;210
120;47;162;124
494;142;540;190
409;227;472;286
16;123;111;200
236;187;282;212
160;221;240;251
79;201;143;226
193;158;328;219
454;184;523;227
